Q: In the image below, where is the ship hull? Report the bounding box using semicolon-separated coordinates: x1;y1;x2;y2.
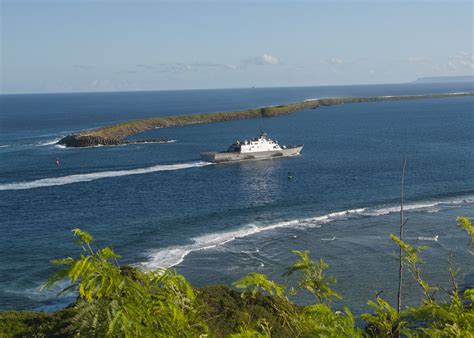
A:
201;146;303;163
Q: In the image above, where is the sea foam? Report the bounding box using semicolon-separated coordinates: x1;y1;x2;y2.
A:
35;138;62;147
142;196;473;270
0;161;212;191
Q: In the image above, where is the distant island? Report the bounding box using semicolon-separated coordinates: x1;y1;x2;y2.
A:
413;75;474;83
58;92;474;148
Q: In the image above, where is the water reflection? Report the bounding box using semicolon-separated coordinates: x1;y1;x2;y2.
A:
237;160;282;206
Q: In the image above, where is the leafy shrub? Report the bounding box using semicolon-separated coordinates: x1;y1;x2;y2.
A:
44;228;208;336
2;217;472;337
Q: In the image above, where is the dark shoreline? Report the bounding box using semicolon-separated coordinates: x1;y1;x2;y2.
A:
58;92;474;148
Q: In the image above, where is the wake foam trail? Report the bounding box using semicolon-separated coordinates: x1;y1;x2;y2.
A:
0;161;212;191
142;197;474;269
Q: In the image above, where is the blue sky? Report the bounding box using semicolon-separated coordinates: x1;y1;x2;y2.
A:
1;0;472;93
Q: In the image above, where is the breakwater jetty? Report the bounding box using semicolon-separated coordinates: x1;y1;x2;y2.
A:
58;92;473;147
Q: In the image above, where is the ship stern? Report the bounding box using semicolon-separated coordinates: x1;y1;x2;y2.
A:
200;152;217;163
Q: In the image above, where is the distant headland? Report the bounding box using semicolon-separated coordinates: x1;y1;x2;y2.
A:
413;75;474;83
58;92;474;148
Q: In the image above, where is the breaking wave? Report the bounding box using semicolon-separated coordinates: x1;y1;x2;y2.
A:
51;140;176;150
128;140;177;145
141;220;300;269
0;161;212;191
142;196;474;270
35;138;62;147
0;137;62;149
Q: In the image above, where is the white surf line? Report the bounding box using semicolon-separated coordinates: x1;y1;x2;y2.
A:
128;140;177;144
35;138;62;147
0;161;212;191
54;140;178;150
142;197;474;270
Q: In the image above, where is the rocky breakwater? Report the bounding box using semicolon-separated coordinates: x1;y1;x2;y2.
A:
57;100;321;147
58;92;473;148
58;134;122;147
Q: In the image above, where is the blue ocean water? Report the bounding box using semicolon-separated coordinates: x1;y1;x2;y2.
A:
0;83;473;315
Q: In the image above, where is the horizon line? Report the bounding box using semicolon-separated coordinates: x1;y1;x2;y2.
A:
2;78;474;96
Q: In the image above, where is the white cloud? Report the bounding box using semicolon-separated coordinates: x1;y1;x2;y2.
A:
406;56;431;64
85;79;139;92
136;64;155;70
73;64;94;71
127;62;237;74
261;53;280;65
447;61;458;71
321;57;345;65
243;53;280;66
89;79;119;91
191;62;237;70
157;63;194;73
447;51;474;71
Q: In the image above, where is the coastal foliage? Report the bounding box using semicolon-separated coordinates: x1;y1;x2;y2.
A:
456;216;474;246
1;217;473;337
43;228;208;336
285;250;342;306
233;252;361;337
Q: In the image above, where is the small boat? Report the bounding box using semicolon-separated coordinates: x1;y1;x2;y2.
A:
321;236;337;241
201;131;303;163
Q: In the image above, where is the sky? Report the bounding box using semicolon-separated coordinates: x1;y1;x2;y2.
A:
0;0;473;94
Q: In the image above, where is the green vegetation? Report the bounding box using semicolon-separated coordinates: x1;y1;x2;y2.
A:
0;310;74;337
58;92;474;147
1;218;473;337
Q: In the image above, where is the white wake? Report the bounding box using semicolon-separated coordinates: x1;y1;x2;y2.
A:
0;161;212;191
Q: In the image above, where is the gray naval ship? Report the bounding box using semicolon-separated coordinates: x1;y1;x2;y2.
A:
201;131;303;163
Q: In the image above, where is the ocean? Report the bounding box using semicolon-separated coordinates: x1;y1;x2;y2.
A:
0;82;473;315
